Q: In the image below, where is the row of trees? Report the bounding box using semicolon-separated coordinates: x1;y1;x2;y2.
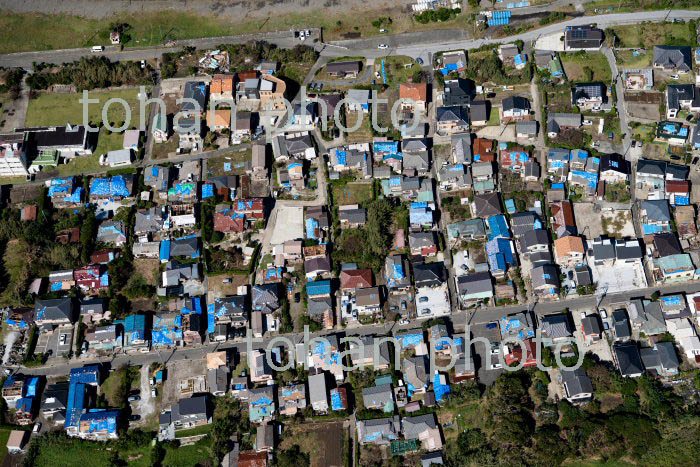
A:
26;56;153;91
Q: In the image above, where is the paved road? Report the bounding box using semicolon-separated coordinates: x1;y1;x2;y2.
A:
0;30;319;69
18;278;700;377
602;46;631;156
324;10;700;62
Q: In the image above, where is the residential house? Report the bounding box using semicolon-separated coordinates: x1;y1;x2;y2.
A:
472;193;501;218
22;124;94;158
304;255;331;280
403;356;429;394
665;84;699;118
402;414;443;451
210;73;235;102
350;335;391;370
613;342;644;378
451;133;472;164
547;148;570;181
34;298;74;327
554;235;585;267
622;68;653;91
356;416;400;445
612;309;632;341
666;318;700;360
347;89;371;113
641;199;672;233
170;395;211;430
653;45;692;73
516;121;538;139
561;369;593;402
152;113;169;143
255;423;275;453
308;372;329;414
653;253;697;283
519;229;550;255
340;269;373;292
531;264;560;298
0;134;34;177
599;153;630;183
252;284;280;314
77;410;120;440
97;220;127;247
436;106;469;135
400;83;428;117
472;162;495;193
640;341;680;377
355;287;382;315
442;78;474;106
501;96;530;122
564;25;604;50
277;383;306;416
571;83;606;110
259;75;287;111
408;232;438;257
144;165;172;194
666;180;691;206
674;205;697;239
207;109;231;131
362;384;395;412
447;219;486;244
581;314;603;345
385;255;411;292
547;113;582;137
470;101;488;126
455;272;493;304
656;120;690;146
550;200;577;238
326;60;362;78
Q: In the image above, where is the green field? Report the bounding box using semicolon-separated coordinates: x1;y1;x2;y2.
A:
34;440;152;467
162;437;213;467
25;89;144;129
560;52;612;83
610;21;696;49
0;9;473;54
332;182;373;206
614;49;653;69
374;56;422;87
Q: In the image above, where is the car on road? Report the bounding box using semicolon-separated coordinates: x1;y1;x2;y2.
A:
416;57;424;65
599;310;608;319
379;29;387;33
692;157;699;165
399;319;410;325
151;388;157;397
130;415;141;421
631;140;636;148
317;83;323;92
401;301;407;310
140;60;146;69
670;155;681;161
638;141;643;148
377;44;389;49
671;74;680;80
128;396;140;402
686;114;694;122
583;120;593;126
91;45;105;52
390;306;398;311
580;311;586;319
33;423;41;433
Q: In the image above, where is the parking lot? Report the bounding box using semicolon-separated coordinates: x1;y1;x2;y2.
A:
35;325;74;358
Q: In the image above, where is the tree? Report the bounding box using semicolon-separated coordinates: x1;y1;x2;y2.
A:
277;445;310;467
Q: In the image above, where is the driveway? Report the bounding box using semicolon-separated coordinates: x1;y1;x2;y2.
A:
0;76;29;132
133;364;156;425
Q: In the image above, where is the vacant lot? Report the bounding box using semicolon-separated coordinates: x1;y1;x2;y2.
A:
207;149;252;178
344;110;374;143
611;22;696;48
601;210;635;238
614;49;653;69
33;439;152;467
279;421;345;467
25;89;144;129
332;182;372;206
560;52;611;83
374;55;422;87
208;274;248;299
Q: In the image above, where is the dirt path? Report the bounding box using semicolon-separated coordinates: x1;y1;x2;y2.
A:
0;77;29;133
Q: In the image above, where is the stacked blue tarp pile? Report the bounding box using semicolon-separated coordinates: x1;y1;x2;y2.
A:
201;184;214;199
488;10;511;26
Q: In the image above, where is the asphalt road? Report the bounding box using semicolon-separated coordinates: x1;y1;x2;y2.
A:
19;278;700;378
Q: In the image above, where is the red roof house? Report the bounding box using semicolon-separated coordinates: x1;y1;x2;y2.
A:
339;269;373;291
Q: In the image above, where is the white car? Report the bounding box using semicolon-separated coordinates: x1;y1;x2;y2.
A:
33;423;41;433
378;44;389;49
671;74;680;80
599;309;608;319
582;120;593;126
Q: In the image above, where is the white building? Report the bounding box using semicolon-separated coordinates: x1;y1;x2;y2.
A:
0;134;30;177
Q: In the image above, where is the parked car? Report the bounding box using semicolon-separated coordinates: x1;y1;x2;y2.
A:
32;423;41;433
91;45;105;52
692;157;699;165
582;120;593;126
151;388;157;397
416;57;424;65
670;74;680;80
631;140;636;148
399;319;410;325
128;395;140;402
401;301;407;310
130;415;141;421
390;306;398;311
377;44;389;49
599;309;608;319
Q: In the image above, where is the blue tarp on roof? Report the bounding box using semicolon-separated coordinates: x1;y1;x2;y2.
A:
643;223;665;234
80;410;119;434
331;389;344;411
201;184;214;199
90;176;130;197
487;215;510;240
514;54;527;66
65;382;85;428
674;196;690;206
433;374;451;402
570;149;588;160
374;141;399;153
307;279;331;296
160;240;170;262
70;365;100;385
552;183;565;189
571;170;598;188
499;316;534;339
207;303;215;334
306;217;319;239
48;177;74;197
504;199;516;214
398;333;422;348
661;296;681;306
25;377;39;398
51;282;63;292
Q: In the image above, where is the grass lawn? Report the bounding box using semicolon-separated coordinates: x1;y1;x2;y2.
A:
34;439;152;467
560;52;611;82
629;122;657;143
207;149;252;177
611;22;696;49
278;63;311;85
332;182;373;206
0;427;11;464
487;108;500;126
614;49;652;69
174;424;213;438
545;87;575;113
0;9;471;54
374;56;422;87
162;436;213;467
